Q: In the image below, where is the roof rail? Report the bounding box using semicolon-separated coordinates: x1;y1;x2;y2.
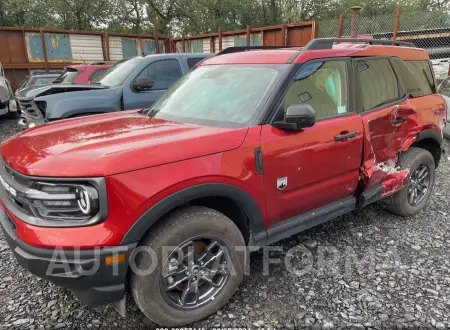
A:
304;38;415;50
88;61;115;65
30;71;63;75
215;38;415;56
217;45;301;56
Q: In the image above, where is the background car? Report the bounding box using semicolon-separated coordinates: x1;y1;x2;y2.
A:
437;77;450;139
0;76;19;118
52;62;113;84
15;72;62;100
18;54;209;127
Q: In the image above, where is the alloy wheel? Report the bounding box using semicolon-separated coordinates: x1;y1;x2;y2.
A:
160;237;230;310
408;164;430;206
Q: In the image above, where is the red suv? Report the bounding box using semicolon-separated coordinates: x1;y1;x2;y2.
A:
53;62;113;84
0;39;446;326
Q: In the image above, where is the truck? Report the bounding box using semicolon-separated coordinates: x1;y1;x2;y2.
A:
17;53;209;127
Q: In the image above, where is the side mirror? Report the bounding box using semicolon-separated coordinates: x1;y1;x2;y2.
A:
273;104;316;130
133;77;154;91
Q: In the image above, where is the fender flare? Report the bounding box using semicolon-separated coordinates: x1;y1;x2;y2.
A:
417;129;443;146
120;183;266;245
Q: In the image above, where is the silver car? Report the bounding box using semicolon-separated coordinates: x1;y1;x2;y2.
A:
438;77;450;139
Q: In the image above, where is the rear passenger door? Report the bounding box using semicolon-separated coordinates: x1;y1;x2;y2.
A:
356;57;434;187
124;59;183;109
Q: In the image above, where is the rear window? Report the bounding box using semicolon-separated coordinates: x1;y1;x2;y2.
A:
404;60;436;94
89;69;107;83
53;68;80;84
187;57;205;69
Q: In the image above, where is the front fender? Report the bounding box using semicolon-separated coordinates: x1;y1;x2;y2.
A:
120;183;266;246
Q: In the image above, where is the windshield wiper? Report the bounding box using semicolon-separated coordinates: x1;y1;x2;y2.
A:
139;107;158;117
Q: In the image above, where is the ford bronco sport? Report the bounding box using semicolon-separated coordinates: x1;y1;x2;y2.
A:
0;38;446;326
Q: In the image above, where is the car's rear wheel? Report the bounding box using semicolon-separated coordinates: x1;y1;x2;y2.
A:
385;147;435;216
130;206;246;326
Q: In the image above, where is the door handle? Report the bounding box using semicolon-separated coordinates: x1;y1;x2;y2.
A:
334;131;357;141
393;117;407;126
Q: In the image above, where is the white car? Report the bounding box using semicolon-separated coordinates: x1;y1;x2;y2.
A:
0;76;18;118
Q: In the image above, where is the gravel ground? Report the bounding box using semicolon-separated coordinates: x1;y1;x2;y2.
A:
1;117;450;329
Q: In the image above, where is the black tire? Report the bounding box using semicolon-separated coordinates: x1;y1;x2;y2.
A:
130;206;246;326
385;147;435;217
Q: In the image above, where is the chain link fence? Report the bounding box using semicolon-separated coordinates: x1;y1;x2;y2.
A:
318;9;450;81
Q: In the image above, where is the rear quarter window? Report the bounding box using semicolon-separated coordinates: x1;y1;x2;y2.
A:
404;60;436;94
187;57;205;69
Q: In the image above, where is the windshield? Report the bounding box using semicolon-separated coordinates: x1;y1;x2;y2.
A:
32;77;57;86
142;64;288;128
18;77;30;89
97;58;143;87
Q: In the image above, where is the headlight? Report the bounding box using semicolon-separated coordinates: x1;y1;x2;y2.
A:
22;182;100;221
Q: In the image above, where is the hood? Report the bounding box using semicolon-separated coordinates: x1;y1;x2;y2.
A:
16;84;49;100
19;83;107;101
0;111;248;177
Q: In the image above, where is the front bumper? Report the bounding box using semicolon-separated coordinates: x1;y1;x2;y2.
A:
18;111;46;129
0;204;137;307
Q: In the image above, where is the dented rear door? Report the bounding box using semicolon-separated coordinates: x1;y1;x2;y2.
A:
356;57;420;195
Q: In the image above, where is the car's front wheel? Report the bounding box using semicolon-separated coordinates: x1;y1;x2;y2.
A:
386;147;436;216
130;206;246;326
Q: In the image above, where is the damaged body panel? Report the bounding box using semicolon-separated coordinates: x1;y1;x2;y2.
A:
355;57;446;199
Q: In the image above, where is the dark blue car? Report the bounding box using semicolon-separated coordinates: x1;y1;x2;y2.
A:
18;53;209;127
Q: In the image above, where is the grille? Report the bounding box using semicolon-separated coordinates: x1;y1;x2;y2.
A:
18;100;44;119
0;160;34;216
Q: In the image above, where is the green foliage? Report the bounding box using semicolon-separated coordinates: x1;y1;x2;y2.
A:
0;0;449;36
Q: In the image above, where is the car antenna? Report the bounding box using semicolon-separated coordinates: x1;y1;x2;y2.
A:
142;51;147;57
78;53;86;64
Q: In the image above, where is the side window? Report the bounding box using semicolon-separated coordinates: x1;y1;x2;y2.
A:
187;57;204;69
357;59;399;111
404;60;435;95
390;57;423;97
283;60;348;120
90;69;107;82
137;59;182;90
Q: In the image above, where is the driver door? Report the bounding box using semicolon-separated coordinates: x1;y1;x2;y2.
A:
261;59;364;227
124;59;183;110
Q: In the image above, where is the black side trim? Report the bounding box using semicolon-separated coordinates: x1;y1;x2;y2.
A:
121;183;266;245
266;196;356;245
417;129;443;146
357;184;383;208
254;147;263;175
